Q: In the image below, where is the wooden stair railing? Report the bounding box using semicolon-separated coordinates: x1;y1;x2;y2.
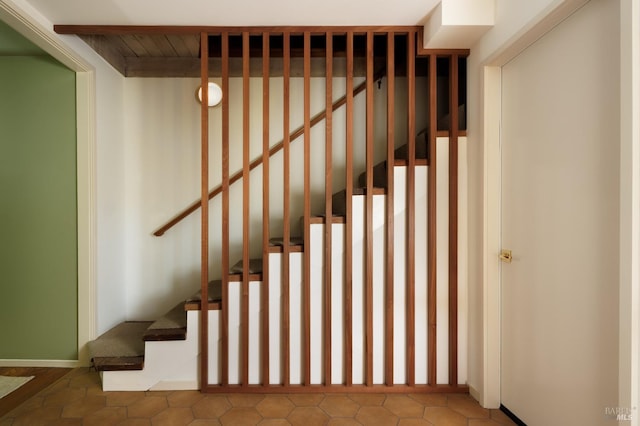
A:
152;68;385;237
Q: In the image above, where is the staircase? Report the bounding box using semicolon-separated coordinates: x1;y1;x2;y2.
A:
89;132;468;391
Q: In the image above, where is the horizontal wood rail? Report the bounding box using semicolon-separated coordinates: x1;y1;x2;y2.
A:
152;68;385;237
55;25;422;36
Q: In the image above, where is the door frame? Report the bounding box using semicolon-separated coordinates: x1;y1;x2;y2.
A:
480;0;640;415
0;0;96;367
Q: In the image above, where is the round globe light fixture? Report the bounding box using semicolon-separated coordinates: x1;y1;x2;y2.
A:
197;82;223;107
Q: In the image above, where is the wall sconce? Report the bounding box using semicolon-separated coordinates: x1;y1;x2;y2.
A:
197;82;223;107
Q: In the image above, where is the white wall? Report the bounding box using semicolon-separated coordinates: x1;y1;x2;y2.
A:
122;75;430;320
47;34;127;336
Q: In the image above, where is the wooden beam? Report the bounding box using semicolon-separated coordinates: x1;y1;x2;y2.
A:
365;31;374;387
427;53;438;386
221;32;230;387
303;30;312;386
384;31;395;387
324;32;333;386
261;31;271;387
448;54;459;386
405;32;416;387
199;31;210;391
55;24;422;36
241;31;251;387
282;31;291;387
344;31;354;387
78;35;126;75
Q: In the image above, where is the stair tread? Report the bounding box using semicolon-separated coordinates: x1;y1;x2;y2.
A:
269;237;304;247
186;280;223;303
230;258;263;274
143;303;187;341
355;130;430;189
93;356;145;372
88;321;152;362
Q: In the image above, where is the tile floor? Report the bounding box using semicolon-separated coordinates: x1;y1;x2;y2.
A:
0;368;515;425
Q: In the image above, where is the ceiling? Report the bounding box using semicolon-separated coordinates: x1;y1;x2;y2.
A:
26;0;439;27
22;0;441;78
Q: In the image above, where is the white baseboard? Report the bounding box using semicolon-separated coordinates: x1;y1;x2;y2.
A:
0;359;81;368
469;384;481;403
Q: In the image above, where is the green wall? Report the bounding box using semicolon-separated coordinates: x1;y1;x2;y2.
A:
0;55;78;360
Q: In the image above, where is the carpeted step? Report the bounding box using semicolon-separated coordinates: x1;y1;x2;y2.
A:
269;237;304;247
393;129;429;161
184;279;222;310
357;161;389;189
143;303;187;341
88;321;152;371
230;258;263;275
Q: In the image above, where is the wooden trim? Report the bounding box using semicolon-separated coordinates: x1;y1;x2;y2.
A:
448;55;459;386
221;32;230;387
55;25;422;36
201;383;469;394
365;31;374;387
241;31;251;387
199;31;210;390
324;32;333;386
384;31;395;387
282;31;291;387
261;32;271;386
303;30;312;386
405;32;416;387
344;31;354;387
427;54;438;386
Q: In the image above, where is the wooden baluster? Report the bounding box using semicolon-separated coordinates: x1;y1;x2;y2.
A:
282;31;291;387
241;31;250;387
344;31;354;387
303;30;312;386
262;32;271;386
427;53;438;386
221;31;230;387
448;54;459;387
406;31;416;387
385;31;395;387
365;31;374;387
199;30;210;391
324;31;333;386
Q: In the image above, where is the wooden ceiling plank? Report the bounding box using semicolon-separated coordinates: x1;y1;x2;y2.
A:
134;34;165;57
79;35;126;75
152;35;180;56
125;57;200;77
120;34;149;57
166;34;193;57
112;35;136;57
183;34;201;57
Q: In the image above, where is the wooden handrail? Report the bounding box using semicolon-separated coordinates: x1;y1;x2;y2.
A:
153;69;384;236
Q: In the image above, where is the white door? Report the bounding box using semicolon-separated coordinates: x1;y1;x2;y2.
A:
500;0;619;424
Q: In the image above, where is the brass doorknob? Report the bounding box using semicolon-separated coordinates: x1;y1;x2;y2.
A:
499;249;512;263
